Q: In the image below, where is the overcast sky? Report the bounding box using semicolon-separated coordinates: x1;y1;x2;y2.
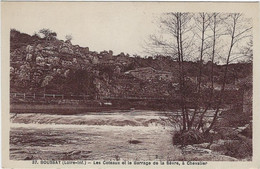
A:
3;2;255;58
5;2;161;56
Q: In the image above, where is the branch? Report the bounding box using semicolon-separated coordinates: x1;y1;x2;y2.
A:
233;35;252;45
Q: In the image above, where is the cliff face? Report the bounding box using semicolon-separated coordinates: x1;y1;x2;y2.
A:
10;30;177;98
10;29;252;99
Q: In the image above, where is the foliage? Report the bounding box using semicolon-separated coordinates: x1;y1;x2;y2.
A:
66;70;97;96
173;129;206;146
224;138;252;159
65;34;73;42
39;28;57;41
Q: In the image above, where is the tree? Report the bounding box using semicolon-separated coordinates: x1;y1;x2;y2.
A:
239;39;253;63
189;12;213;129
147;12;194;131
65;34;73;42
146;12;252;137
39;28;57;41
197;13;223;130
65;70;97;97
205;13;252;134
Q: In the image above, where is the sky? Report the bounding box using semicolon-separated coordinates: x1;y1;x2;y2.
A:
4;2;160;56
2;2;255;58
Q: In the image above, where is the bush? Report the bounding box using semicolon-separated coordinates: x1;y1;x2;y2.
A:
219;108;251;128
214;127;239;140
224;139;252;159
173;129;205;146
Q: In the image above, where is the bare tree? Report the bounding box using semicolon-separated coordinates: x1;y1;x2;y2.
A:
166;12;194;131
189;12;213;129
146;12;194;131
197;13;222;131
146;12;252;136
205;13;252;134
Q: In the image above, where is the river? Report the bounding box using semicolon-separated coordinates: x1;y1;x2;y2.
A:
10;110;184;161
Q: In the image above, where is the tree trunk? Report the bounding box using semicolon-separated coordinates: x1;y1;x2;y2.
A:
205;14;237;134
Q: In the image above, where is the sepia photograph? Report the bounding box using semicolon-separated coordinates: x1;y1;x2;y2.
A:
1;2;260;168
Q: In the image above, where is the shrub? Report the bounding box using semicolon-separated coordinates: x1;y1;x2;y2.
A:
173;129;205;146
219;108;251;128
224;139;252;159
214;127;239;140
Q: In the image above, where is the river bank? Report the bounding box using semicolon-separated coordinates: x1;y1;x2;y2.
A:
9;111;246;161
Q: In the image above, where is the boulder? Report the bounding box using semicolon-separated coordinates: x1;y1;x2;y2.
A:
26;54;32;61
91;56;99;64
35;52;43;58
65;40;72;45
182;145;212;154
37;62;45;67
36;56;45;64
41;75;54;87
209;143;226;152
238;123;252;138
10;67;15;74
60;47;74;54
210;139;240;155
73;58;77;64
35;44;43;51
24;156;33;160
26;45;34;53
59;41;74;54
44;46;55;50
214;139;240;145
128;140;142;144
47;57;53;63
57;68;62;74
52;57;60;66
216;155;238;161
193;143;211;149
64;69;70;77
42;49;55;56
62;61;73;67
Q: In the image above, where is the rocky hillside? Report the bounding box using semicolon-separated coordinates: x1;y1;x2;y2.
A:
10;29;252;100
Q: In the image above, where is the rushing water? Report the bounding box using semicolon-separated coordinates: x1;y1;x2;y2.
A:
10;110;184;161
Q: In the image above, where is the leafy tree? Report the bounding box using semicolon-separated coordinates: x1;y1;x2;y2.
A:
39;28;57;41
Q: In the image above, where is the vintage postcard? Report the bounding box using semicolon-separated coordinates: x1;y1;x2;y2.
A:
1;1;260;169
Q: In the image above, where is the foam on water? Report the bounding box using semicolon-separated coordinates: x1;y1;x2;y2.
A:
10;111;170;127
10;111;182;160
10;122;172;131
